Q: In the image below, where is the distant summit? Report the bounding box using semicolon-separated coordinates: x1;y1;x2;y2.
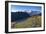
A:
29;11;41;16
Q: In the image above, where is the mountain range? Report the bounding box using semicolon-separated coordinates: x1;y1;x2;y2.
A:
11;11;41;22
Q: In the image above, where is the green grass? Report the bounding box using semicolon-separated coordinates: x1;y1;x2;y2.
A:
11;16;41;28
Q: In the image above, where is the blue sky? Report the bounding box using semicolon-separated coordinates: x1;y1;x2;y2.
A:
11;5;41;12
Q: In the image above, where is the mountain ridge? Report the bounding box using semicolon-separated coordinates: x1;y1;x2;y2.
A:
11;11;41;22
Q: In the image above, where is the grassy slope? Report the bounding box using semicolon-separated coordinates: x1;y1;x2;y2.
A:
11;16;41;28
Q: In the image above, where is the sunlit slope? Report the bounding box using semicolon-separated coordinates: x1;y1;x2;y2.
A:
11;16;41;28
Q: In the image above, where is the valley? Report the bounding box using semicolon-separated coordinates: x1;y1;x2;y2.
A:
11;16;41;28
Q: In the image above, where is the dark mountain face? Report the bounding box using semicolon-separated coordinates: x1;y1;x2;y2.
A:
11;12;30;22
11;11;41;22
